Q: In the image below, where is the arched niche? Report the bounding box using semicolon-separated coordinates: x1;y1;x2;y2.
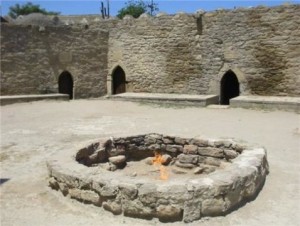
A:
112;66;126;95
58;71;73;99
220;70;240;105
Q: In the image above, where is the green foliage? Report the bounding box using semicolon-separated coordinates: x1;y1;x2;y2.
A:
117;0;158;19
8;2;60;19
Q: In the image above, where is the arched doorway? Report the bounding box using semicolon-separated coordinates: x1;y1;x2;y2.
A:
58;71;73;99
220;70;239;105
112;66;126;95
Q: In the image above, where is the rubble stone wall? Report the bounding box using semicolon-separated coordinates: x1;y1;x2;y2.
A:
108;4;300;96
1;24;108;98
1;4;299;97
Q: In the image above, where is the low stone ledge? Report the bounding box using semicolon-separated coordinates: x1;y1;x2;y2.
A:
230;96;300;113
47;134;269;223
0;94;69;106
108;93;219;107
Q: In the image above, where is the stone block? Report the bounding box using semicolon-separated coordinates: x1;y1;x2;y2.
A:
50;166;78;188
100;184;119;198
232;143;246;153
144;136;157;145
162;138;174;144
201;198;227;216
69;188;100;206
198;156;206;163
147;134;163;140
138;184;157;205
123;200;154;220
160;154;172;165
190;138;208;147
198;147;224;158
224;149;239;159
130;136;145;145
156;205;183;222
183;145;198;154
166;145;183;154
148;143;161;151
103;200;122;215
119;183;138;200
183;199;201;223
174;137;187;145
212;140;226;147
108;155;126;165
178;154;198;164
175;161;195;169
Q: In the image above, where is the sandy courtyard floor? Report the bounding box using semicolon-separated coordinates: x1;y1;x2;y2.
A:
0;99;299;226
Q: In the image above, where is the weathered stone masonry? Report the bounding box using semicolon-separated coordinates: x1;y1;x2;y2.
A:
47;134;269;222
1;24;109;98
1;4;300;98
108;5;300;96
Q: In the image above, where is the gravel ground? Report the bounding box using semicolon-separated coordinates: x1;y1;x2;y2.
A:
0;99;299;226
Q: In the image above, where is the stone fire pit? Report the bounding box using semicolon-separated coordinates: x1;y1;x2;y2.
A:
47;134;269;223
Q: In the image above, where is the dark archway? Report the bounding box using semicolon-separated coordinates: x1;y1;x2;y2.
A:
58;71;73;99
112;66;126;95
220;70;239;105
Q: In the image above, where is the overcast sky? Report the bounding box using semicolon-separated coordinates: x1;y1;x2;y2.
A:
1;0;299;16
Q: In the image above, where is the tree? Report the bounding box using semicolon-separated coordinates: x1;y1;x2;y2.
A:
8;2;60;19
116;0;158;19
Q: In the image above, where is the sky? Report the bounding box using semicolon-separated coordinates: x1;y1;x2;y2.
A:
1;0;299;17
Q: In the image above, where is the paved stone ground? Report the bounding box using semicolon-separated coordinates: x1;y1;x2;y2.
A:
0;99;299;226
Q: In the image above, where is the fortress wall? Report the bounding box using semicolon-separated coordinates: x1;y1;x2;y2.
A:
108;14;202;94
1;24;109;98
201;4;300;96
1;4;299;98
108;4;300;96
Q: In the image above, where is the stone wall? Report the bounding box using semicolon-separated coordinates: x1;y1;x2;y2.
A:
202;5;300;96
108;13;203;94
108;4;300;96
1;24;108;98
1;4;299;98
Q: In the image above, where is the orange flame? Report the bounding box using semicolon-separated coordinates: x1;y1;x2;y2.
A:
152;152;169;180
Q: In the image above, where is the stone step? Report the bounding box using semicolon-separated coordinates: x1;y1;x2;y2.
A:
107;92;219;107
230;95;300;113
